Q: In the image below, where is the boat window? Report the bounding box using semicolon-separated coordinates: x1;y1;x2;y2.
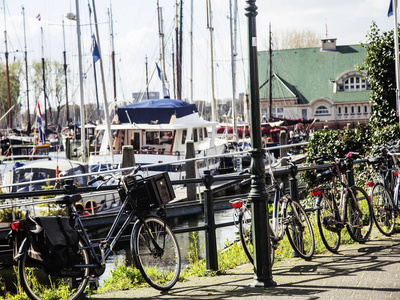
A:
204;128;208;138
182;130;187;144
37;148;49;155
131;132;140;151
146;131;160;145
193;128;198;142
199;128;203;141
160;131;173;145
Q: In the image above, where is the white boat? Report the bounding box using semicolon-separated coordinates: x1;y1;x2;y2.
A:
88;98;228;180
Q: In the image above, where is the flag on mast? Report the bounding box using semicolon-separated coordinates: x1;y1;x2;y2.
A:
37;102;45;144
91;34;101;63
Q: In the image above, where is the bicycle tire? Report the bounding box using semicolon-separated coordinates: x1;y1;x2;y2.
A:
131;216;181;291
238;206;254;264
345;186;373;243
371;183;396;236
18;239;90;300
285;200;315;259
316;191;341;253
238;204;277;266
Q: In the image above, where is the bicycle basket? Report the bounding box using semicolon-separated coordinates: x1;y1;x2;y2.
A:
123;172;175;213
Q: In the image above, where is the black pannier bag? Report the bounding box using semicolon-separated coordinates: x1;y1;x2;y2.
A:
24;216;80;273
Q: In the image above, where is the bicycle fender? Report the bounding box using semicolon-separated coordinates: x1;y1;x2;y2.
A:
14;237;28;261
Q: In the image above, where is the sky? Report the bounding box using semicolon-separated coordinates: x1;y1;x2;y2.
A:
0;0;396;117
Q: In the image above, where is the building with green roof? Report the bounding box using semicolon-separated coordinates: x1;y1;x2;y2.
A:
258;39;371;129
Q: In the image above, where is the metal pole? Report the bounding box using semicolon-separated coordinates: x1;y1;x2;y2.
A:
245;0;275;287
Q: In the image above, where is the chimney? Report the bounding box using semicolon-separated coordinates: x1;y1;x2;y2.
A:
321;38;337;51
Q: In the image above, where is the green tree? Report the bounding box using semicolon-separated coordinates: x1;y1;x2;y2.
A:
0;61;22;129
358;21;397;126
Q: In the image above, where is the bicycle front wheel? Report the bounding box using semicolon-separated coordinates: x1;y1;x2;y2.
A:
238;206;254;264
285;201;315;259
131;216;181;291
371;183;395;236
345;186;373;242
18;239;90;300
316;191;341;253
238;204;276;266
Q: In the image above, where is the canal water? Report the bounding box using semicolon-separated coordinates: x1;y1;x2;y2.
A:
100;208;241;282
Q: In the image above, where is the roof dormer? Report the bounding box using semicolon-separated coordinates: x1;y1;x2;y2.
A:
321;38;337;51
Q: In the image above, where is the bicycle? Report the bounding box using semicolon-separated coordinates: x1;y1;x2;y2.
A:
310;152;373;253
232;157;315;264
366;144;400;236
9;167;181;300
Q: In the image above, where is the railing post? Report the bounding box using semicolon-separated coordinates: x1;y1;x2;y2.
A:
203;170;219;273
346;160;355;187
289;164;299;203
245;0;275;287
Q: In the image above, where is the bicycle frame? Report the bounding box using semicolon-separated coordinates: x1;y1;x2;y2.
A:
71;189;164;273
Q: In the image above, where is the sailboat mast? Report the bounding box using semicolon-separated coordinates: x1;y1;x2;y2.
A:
74;0;86;161
145;55;149;99
157;1;169;98
62;20;70;125
41;27;48;133
206;0;216;122
229;0;237;136
189;0;193;103
268;23;272;121
22;6;31;132
88;1;100;119
109;5;117;110
3;0;12;129
175;0;182;100
91;0;113;165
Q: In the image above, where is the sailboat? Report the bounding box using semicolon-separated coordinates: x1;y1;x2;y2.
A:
88;98;228;180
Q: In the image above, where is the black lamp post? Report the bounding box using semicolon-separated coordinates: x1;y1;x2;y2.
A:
245;0;276;287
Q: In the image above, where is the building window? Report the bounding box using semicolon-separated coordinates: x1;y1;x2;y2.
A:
338;107;341;114
351;106;355;114
345;107;348;114
272;107;284;118
315;106;329;116
343;76;368;91
364;105;368;114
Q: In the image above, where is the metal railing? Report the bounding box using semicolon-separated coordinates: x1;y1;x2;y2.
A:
0;148;371;273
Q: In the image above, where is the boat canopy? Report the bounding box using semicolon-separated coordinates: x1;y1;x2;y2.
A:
117;99;198;124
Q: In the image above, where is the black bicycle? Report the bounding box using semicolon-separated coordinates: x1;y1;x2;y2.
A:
310;152;373;253
10;167;181;300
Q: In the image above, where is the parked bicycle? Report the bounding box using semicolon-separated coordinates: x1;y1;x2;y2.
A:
9;167;181;300
232;157;315;265
366;144;400;236
310;152;373;253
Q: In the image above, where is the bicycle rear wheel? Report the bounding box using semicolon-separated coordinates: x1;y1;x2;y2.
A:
18;239;90;300
131;216;181;291
316;191;341;253
371;183;395;236
345;186;373;242
285;200;315;259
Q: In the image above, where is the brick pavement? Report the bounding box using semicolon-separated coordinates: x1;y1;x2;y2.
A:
90;228;400;299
